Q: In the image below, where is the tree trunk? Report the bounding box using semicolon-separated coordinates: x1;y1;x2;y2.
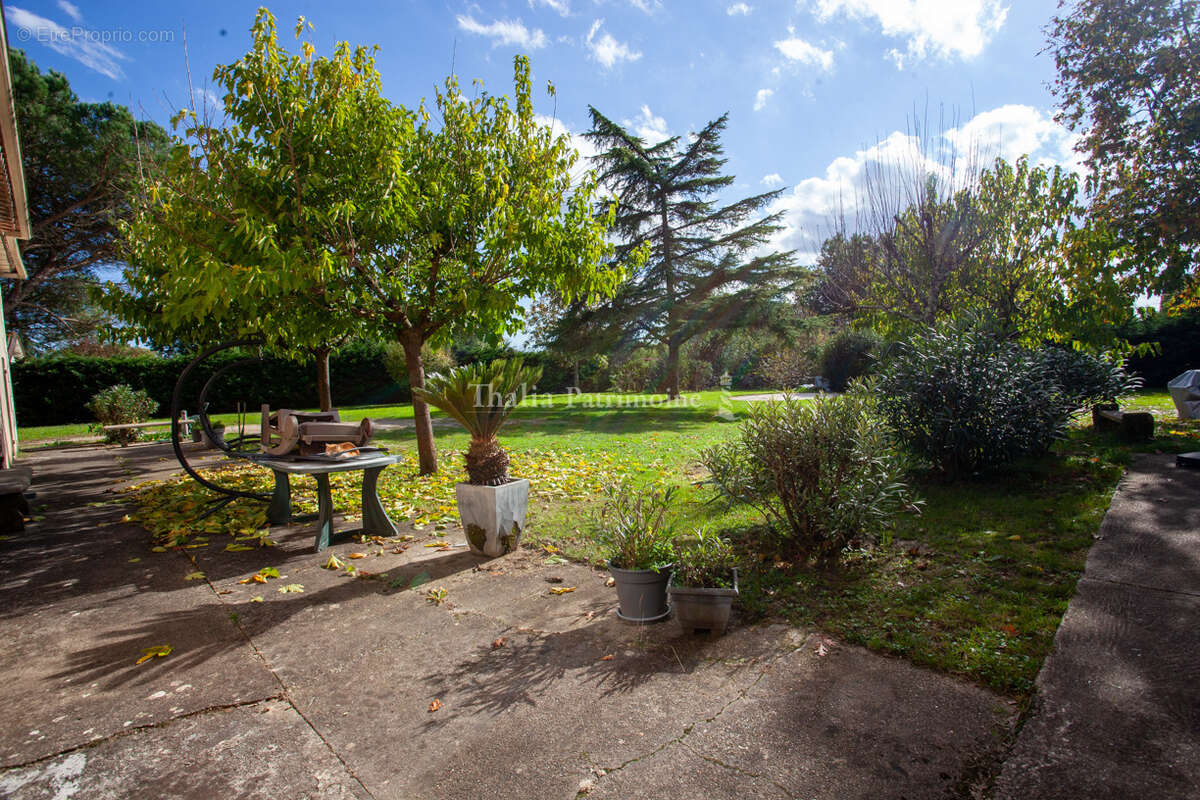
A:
665;338;680;400
314;346;333;412
401;331;438;475
572;358;580;391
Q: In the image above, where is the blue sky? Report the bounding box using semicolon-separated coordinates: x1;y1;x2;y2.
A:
5;0;1078;262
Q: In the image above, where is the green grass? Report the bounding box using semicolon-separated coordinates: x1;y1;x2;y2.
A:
114;388;1199;697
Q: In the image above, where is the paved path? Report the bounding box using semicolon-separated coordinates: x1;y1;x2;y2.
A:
995;455;1200;800
0;442;1016;799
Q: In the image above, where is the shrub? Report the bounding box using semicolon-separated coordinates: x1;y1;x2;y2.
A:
819;329;878;391
874;323;1136;479
701;393;917;561
609;348;659;393
672;529;738;588
382;342;456;385
594;482;677;570
758;345;815;390
88;385;158;445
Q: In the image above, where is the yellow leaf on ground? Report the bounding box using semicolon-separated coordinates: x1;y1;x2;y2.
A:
549;587;576;595
184;572;205;581
347;552;366;559
135;644;173;665
250;596;264;603
323;554;345;570
225;544;255;552
278;584;304;594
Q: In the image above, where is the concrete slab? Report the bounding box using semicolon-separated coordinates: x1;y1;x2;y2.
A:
594;636;1013;800
0;700;366;800
995;456;1200;800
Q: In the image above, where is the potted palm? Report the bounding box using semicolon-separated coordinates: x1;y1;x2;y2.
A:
669;529;739;635
597;483;677;623
413;358;542;558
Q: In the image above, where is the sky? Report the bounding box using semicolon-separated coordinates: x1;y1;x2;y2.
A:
4;0;1080;271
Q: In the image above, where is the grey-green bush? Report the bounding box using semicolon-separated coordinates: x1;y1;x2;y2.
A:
88;384;158;445
701;393;917;561
874;322;1136;479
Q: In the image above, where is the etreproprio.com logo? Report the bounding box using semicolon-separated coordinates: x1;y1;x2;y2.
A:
16;25;175;44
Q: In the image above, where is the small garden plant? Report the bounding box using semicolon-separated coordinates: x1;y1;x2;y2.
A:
702;391;919;562
88;384;158;445
412;358;543;485
595;482;677;570
672;528;738;589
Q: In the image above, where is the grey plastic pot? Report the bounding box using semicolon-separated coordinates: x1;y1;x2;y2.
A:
609;562;672;623
668;569;739;635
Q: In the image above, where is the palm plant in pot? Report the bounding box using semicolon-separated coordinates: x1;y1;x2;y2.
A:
412;358;542;557
597;482;677;623
669;529;739;635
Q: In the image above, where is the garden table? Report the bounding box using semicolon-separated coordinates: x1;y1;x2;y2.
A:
247;452;404;551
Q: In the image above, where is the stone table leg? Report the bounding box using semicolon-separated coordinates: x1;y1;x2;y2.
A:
314;473;335;551
361;466;398;537
267;470;292;525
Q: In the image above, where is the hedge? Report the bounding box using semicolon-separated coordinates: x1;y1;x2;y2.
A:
13;342;598;427
1120;310;1200;389
14;342;403;427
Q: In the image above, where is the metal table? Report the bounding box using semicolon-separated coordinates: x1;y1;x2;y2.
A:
248;453;404;551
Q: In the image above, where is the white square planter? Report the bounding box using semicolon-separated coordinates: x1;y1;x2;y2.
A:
456;478;530;557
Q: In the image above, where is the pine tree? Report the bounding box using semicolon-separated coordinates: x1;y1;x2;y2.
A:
568;107;803;398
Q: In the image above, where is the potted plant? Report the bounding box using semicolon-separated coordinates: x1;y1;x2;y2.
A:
597;482;677;623
669;529;739;635
413;358;542;558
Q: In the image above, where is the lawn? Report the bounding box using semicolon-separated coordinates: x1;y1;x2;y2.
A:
110;389;1199;697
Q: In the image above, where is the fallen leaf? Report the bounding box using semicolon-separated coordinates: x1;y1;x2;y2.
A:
604;577;616;587
323;554;345;570
347;552;367;559
249;596;264;603
225;543;255;552
151;546;167;553
217;589;233;595
278;584;305;594
1007;535;1022;541
549;586;576;595
599;654;615;661
428;698;441;713
1000;624;1018;636
135;644;173;665
816;643;829;657
128;557;141;563
184;571;206;581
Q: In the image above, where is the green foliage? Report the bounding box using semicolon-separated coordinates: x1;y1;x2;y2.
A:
702;393;917;561
819;329;878;391
13;342;398;426
1121;309;1200;386
383;343;455;386
88;385;157;444
412;358;543;484
412;358;542;442
813;156;1135;349
1049;0;1200;301
7;48;169;350
672;529;738;589
874;321;1135;478
595;482;678;571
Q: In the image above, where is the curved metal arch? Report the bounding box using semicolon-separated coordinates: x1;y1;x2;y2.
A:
170;339;272;505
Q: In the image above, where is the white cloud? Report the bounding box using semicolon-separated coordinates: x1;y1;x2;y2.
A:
55;0;82;23
627;0;662;12
586;19;642;69
764;104;1080;255
727;3;753;15
944;104;1083;173
762;173;784;186
530;0;571;16
814;0;1008;65
774;35;834;71
5;6;127;79
623;104;670;145
456;15;547;49
753;88;774;111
